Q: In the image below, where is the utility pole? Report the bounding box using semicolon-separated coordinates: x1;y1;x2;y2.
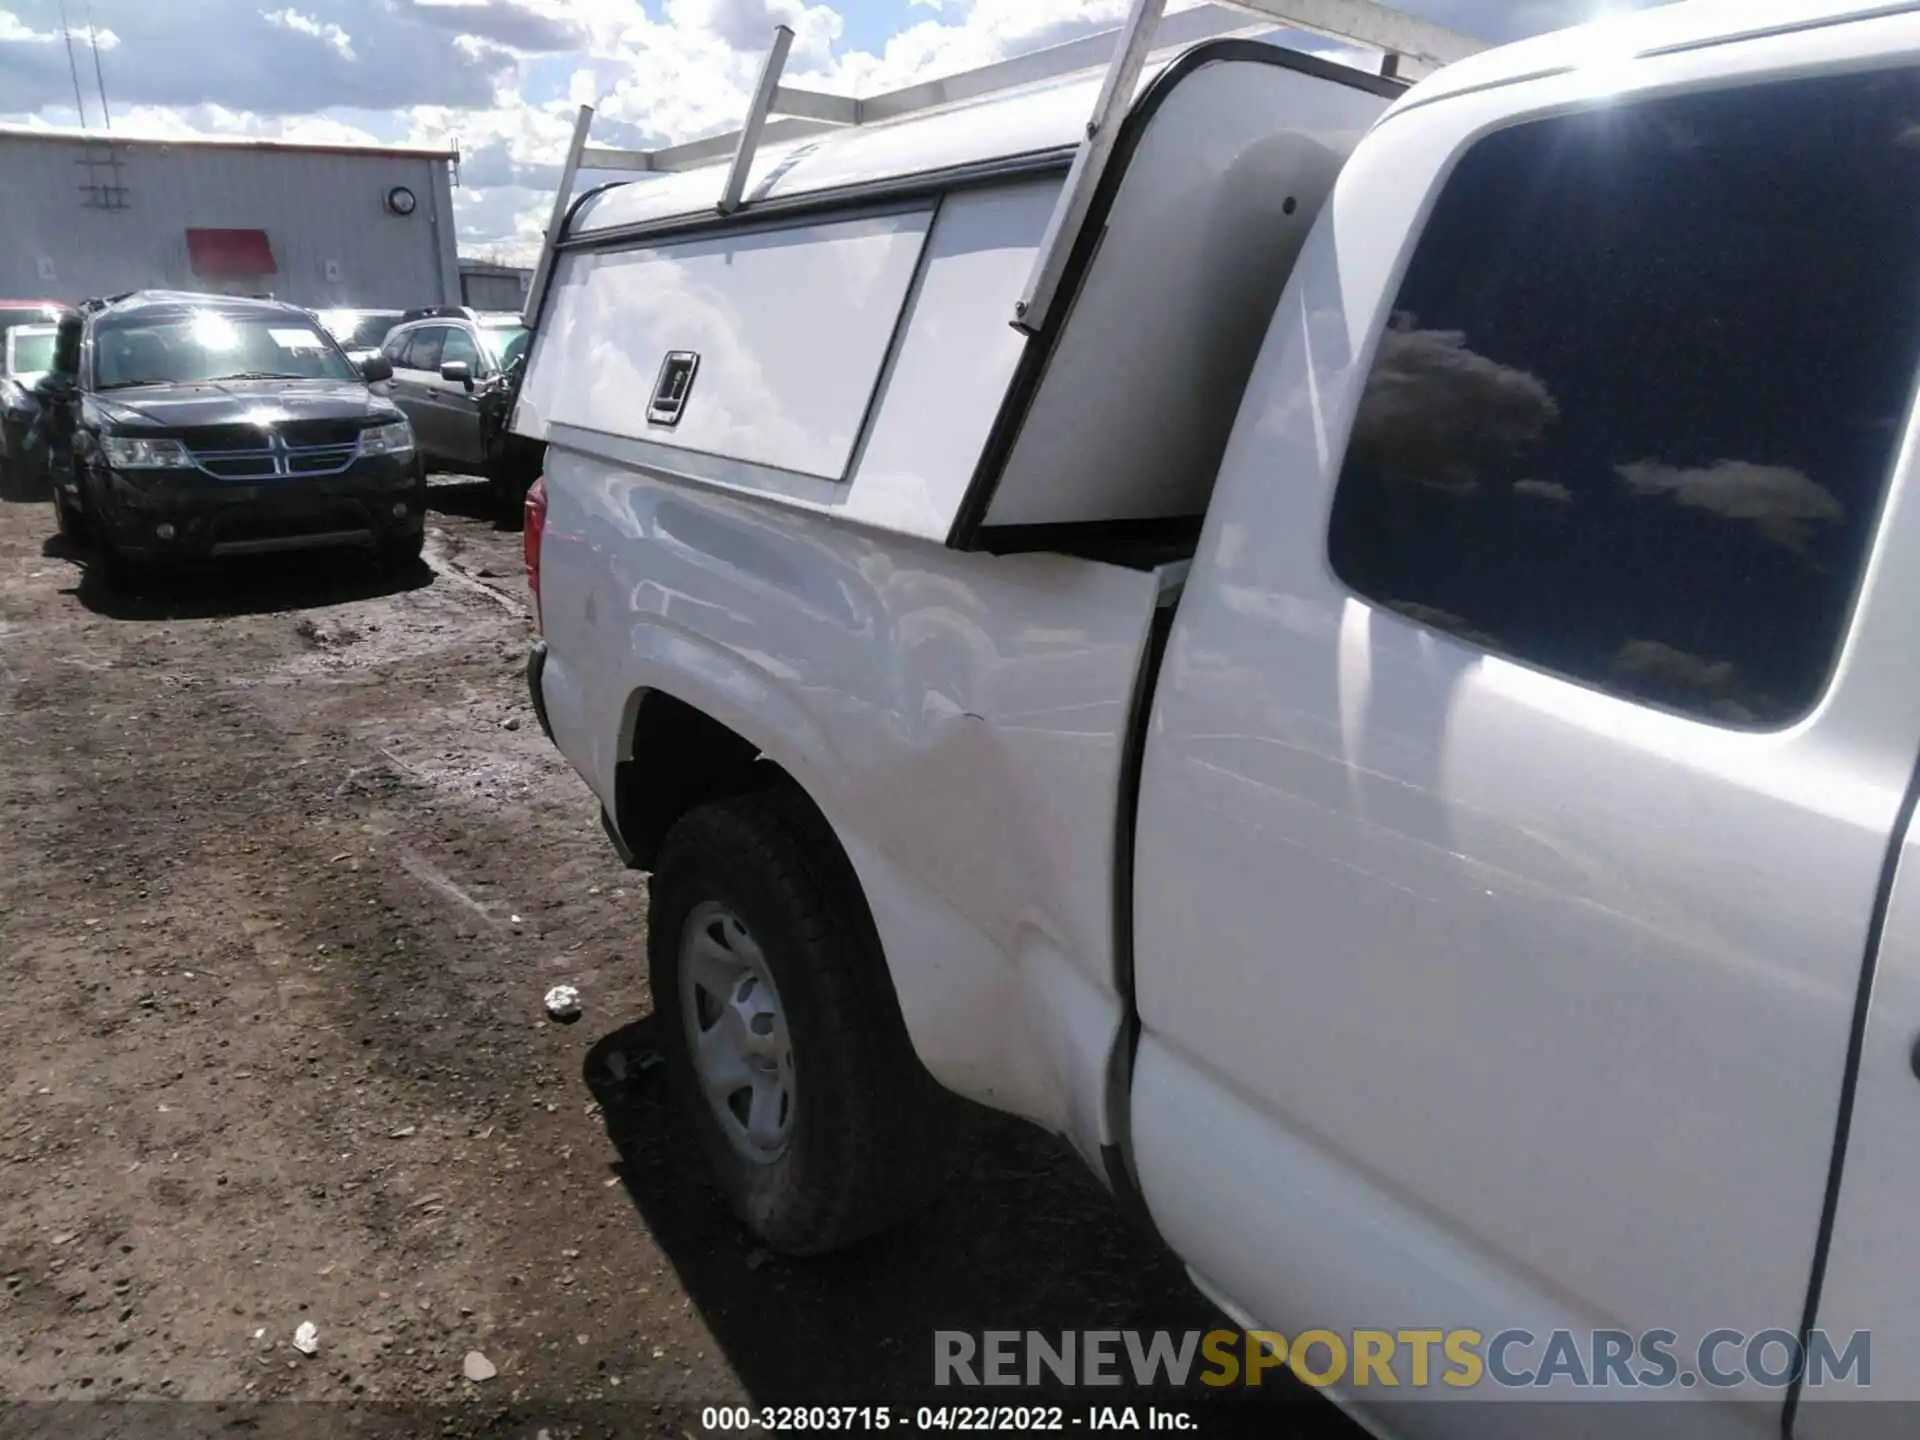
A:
84;0;112;129
56;0;90;128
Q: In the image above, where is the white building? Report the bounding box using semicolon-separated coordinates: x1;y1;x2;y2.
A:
0;126;460;309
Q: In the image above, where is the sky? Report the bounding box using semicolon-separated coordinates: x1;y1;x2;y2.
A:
0;0;1672;263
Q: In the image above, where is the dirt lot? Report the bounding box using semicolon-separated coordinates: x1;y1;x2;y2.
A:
0;481;1358;1438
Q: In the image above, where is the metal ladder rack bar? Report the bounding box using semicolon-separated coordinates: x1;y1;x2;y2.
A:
579;118;834;176
789;2;1273;132
719;24;797;216
1228;0;1483;66
521;102;595;328
519;0;1485;328
1013;0;1168;336
772;86;862;125
575;2;1295;182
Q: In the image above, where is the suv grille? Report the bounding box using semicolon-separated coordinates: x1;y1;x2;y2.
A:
188;422;361;451
186;430;361;480
275;420;362;448
190;425;274;454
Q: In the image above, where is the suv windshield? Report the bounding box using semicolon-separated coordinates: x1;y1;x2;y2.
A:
93;311;359;390
481;321;530;370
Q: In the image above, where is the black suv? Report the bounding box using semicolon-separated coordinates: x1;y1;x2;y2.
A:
33;291;425;587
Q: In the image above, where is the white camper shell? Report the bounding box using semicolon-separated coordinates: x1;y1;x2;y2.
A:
520;4;1920;1433
512;0;1477;557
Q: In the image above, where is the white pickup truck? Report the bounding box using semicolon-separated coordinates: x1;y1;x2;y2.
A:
511;2;1920;1434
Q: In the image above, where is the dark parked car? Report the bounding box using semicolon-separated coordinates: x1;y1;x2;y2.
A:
0;299;72;357
379;310;542;520
0;302;75;498
4;321;57;380
31;290;424;588
0;319;63;498
316;308;405;366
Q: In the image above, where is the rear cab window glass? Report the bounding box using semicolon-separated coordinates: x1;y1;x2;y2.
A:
1327;66;1920;728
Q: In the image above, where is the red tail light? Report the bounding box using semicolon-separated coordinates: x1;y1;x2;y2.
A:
524;475;547;631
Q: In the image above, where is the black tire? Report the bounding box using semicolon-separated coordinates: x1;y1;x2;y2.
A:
92;537;152;594
54;487;84;542
488;470;526;531
380;530;426;573
484;439;527;531
3;446;53;503
649;787;954;1255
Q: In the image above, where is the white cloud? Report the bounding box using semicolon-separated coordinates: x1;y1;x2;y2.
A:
824;0;1136;93
666;0;845;60
264;6;356;59
1615;458;1843;553
401;0;585;50
114;102;385;146
0;8;51;42
1608;638;1758;722
2;0;515;116
1346;319;1560;494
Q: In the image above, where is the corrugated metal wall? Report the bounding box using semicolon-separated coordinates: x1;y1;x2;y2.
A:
459;266;530;311
0;134;459;309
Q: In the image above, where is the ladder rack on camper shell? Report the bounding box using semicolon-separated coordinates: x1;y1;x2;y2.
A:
521;0;1484;335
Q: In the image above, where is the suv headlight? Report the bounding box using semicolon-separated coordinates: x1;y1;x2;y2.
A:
359;419;415;458
101;436;194;470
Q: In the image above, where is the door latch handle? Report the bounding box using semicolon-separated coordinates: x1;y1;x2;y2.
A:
648;351;699;427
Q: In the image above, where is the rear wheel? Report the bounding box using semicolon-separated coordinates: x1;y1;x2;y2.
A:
648;787;954;1255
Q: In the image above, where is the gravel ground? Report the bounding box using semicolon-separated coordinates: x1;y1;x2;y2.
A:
0;479;1359;1439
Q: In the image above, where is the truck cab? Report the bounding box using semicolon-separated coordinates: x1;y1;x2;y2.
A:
515;3;1920;1435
